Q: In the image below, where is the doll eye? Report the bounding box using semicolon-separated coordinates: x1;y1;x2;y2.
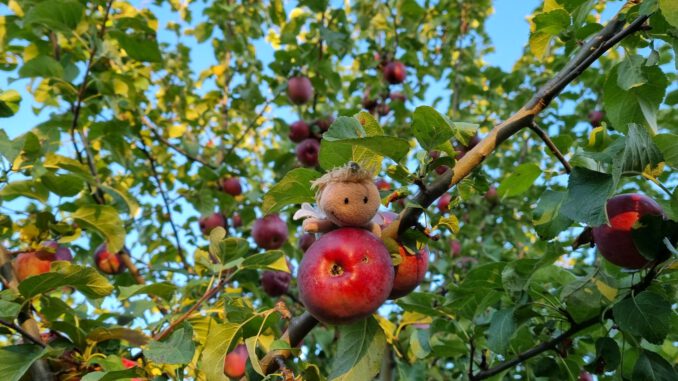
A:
363;196;368;204
344;197;349;204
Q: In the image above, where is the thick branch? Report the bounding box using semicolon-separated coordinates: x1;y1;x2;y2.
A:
529;123;571;173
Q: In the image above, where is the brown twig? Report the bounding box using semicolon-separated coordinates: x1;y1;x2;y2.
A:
141;116;218;169
312;11;325;114
0;319;47;348
224;91;282;158
530;123;571;174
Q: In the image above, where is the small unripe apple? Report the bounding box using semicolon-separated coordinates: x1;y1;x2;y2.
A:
437;193;452;213
287;76;313;105
485;186;498;204
390;91;406;102
588;110;604;127
592;193;664;269
252;214;289;250
93;244;126;275
261;269;292;297
298;233;316;252
298;228;394;324
375;178;391;191
289;120;310;143
223;343;248;379
199;213;227;235
220;177;242;196
231;213;242;228
296;138;320;167
389;245;429;299
382;61;406;84
450;240;462;257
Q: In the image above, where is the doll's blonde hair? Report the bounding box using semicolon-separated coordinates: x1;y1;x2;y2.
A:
311;162;374;203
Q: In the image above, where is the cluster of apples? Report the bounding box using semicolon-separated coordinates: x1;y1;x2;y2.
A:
361;57;407;116
198;177;243;236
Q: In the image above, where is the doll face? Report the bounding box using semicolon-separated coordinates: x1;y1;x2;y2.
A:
319;181;380;227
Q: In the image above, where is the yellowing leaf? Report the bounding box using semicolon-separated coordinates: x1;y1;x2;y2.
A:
112;78;129;96
594;279;618;301
168;124;186;138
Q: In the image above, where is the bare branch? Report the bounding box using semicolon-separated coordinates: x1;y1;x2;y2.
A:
529;123;571;173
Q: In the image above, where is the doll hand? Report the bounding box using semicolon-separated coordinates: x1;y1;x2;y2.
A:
303;218;335;233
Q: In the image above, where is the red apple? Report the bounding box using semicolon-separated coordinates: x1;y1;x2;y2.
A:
592;193;664;269
375;178;391;191
261;268;292;297
289;120;310;143
429;150;441;160
298;233;316;252
252;214;289;250
41;240;73;261
382;61;406;84
362;91;377;110
296;138;320;167
485;186;498;204
223;343;248;379
390;92;406;102
314;116;334;133
298;228;394;324
579;370;593;381
220;177;242;196
450;240;462;257
287;76;313;105
121;358;141;381
435;165;449;175
14;252;53;281
231;213;242;228
389;245;429;299
588;110;605;127
463;135;480;150
376;103;390;116
437;193;452;213
199;213;227;235
93;244;126;275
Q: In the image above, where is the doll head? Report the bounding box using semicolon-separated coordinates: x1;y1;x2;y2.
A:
312;162;381;227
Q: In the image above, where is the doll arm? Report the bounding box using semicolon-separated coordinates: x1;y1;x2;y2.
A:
367;222;381;237
303;218;336;233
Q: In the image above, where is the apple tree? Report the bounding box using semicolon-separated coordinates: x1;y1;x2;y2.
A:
0;0;677;380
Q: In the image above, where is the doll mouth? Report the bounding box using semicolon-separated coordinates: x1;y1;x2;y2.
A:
328;210;348;224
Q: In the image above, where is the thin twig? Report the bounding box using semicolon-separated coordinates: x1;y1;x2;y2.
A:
529;122;571;173
142;116;218;169
224;91;282;158
0;319;47;347
312;11;325;114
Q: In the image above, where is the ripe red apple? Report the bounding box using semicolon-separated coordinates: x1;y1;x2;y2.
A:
223;343;248;379
376;103;390;116
14;252;53;281
231;213;242;228
578;370;593;381
121;358;141;381
287;76;313;105
314;116;334;133
289;120;310;143
220;177;242;196
362;90;377;111
592;193;664;269
93;243;126;275
298;233;316;252
485;186;499;204
429;150;441;160
450;240;462;257
382;61;406;84
261;268;292;297
437;193;452;213
298;228;394;324
389;245;429;299
199;212;227;235
296;138;320;167
390;92;406;102
375;178;391;191
41;241;73;261
435;165;449;175
588;110;605;127
252;214;289;250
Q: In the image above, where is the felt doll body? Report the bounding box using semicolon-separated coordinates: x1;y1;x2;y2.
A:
294;163;382;236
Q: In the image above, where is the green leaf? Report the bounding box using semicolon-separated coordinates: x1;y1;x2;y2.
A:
487;308;516;355
72;205;126;253
617;55;647;90
654;134;678;169
529;9;571;58
80;368;145;381
612;291;671;344
145;323;195;364
612;124;664;182
199;320;244;381
497;163;541;197
109;30;162;63
329;317;386;381
563;278;604;323
209;235;250;265
588;337;620;372
262;168;321;213
18;262;114;299
0;180;49;202
412;106;455;151
240;250;289;272
87;327;149;346
268;0;286;25
41;172;84;197
0;89;21;117
603;63;668;133
24;0;84;31
0;345;49;381
561;167;614;226
632;350;678;381
18;55;64;79
118;282;177;302
100;184;140;217
0;300;21;320
631;215;678;260
659;0;678;28
533;190;573;240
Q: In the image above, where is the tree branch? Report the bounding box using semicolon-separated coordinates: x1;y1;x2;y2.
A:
224;91;282;158
141;116;218;169
0;319;46;348
528;122;571;173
